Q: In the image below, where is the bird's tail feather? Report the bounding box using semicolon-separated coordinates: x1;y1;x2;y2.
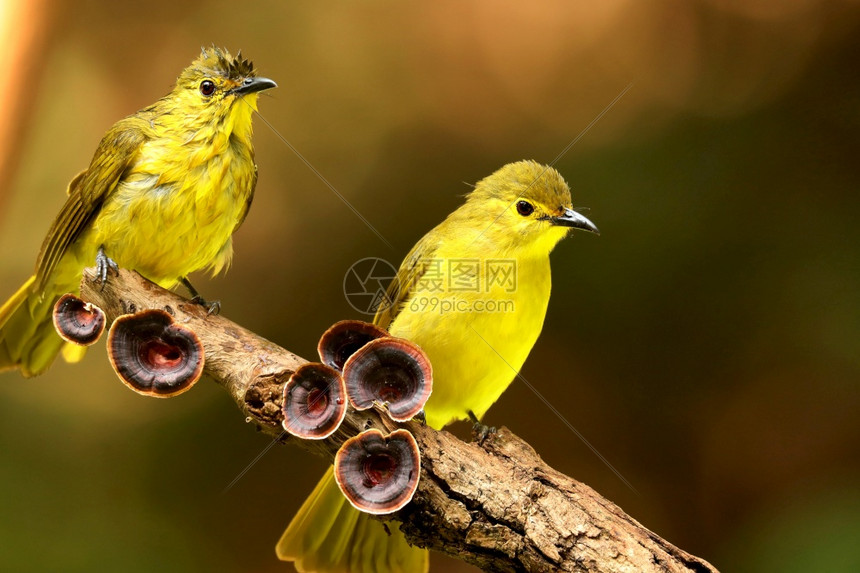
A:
276;467;428;573
0;275;35;327
0;274;86;376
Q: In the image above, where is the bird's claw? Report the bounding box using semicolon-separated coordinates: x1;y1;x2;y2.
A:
414;410;427;426
468;410;496;443
472;422;497;443
181;277;220;315
191;295;221;316
94;247;119;286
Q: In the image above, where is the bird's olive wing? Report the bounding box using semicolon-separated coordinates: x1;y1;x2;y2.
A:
65;170;86;196
373;233;438;330
35;120;146;292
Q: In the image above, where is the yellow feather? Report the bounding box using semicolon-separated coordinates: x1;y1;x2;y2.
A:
384;160;585;428
0;48;274;376
279;160;595;572
277;468;427;573
61;342;88;364
0;274;34;327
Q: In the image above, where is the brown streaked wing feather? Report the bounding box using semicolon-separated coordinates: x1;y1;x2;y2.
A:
65;170;86;196
35;119;147;292
35;181;90;292
77;119;147;210
373;233;438;330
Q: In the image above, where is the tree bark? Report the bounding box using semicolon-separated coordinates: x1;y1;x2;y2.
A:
79;268;718;573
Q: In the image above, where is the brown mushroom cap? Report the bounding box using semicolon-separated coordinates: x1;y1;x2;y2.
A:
282;363;347;439
342;337;432;422
334;428;420;514
317;320;389;371
52;293;106;346
107;309;204;398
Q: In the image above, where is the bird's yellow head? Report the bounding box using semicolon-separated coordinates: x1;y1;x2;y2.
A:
464;160;598;255
162;47;276;141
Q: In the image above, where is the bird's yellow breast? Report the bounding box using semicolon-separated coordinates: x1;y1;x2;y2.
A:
389;247;552;429
78;129;255;287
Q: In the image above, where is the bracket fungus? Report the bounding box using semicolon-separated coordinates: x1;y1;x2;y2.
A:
107;309;204;398
282;363;348;439
334;428;421;515
52;293;106;346
342;337;432;422
317;319;389;371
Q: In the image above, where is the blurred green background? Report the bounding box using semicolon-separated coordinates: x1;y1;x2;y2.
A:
1;1;859;571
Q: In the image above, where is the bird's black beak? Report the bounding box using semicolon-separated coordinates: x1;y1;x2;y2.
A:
231;76;277;96
550;208;599;234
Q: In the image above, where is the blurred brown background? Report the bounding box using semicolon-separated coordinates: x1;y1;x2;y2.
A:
1;1;859;571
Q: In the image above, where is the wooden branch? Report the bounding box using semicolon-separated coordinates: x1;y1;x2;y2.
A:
79;268;718;573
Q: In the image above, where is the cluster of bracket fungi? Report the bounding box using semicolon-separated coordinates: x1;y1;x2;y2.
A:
52;293;204;397
285;320;432;514
52;296;431;516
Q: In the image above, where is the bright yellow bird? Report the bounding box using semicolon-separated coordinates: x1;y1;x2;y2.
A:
0;47;275;376
277;160;598;572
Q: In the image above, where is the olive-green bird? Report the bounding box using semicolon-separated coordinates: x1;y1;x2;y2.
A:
277;160;598;572
0;47;276;376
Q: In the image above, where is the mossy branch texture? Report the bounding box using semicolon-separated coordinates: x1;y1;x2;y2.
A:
79;268;718;573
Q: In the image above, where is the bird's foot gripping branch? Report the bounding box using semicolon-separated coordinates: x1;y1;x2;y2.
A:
73;268;719;573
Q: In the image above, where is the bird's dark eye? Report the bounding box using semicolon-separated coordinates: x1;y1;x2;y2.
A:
516;201;534;216
199;80;216;96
